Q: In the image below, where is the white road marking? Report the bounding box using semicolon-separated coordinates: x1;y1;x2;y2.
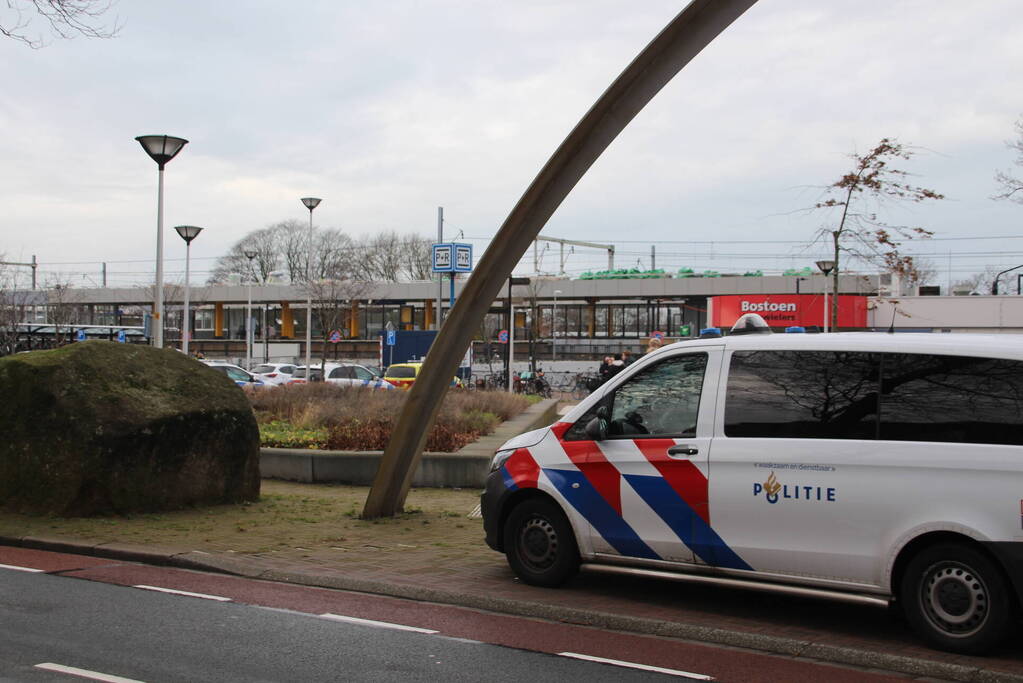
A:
558;652;714;680
320;613;439;634
0;563;43;573
132;585;231;602
35;663;145;683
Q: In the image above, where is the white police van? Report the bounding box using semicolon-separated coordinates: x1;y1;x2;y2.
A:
481;315;1023;654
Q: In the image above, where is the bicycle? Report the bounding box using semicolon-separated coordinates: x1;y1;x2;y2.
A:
571;372;601;400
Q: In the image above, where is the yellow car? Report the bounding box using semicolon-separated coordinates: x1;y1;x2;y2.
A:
383;362;464;390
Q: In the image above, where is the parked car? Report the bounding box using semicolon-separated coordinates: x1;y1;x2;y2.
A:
383;362;463;390
201;361;265;389
289;363;394;390
251;362;297;386
482;313;1023;655
286;366;322;384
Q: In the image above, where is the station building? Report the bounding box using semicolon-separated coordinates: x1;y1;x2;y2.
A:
11;272;1023;361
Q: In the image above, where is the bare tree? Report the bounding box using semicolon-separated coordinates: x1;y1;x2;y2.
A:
357;230;433;282
994;115;1023;204
903;257;938;290
209;224;286;284
810;138;944;328
2;0;119;48
0;259;35;355
399;234;433;281
304;277;370;370
210;222;431;285
46;277;81;346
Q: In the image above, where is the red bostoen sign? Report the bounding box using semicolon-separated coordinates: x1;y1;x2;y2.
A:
710;294;867;329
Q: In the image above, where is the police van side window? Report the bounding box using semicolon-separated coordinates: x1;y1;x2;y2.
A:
880;353;1023;446
724;351;879;439
566;353;709;441
563;354;708;440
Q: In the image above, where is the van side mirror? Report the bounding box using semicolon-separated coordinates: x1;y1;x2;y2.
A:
585;404;610;441
584;416;607;441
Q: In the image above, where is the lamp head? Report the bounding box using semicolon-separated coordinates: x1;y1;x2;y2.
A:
815;259;836;275
301;197;322;211
136;135;188;170
174;225;203;244
244;250;257;261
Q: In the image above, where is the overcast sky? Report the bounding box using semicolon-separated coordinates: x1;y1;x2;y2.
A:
2;1;1022;290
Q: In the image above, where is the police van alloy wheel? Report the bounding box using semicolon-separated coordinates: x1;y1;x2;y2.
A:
900;543;1013;654
504;499;580;587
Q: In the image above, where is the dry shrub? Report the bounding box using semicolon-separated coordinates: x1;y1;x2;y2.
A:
251;385;533;452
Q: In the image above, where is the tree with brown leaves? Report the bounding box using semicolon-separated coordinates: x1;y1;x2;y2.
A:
812;138;944;329
1;0;118;48
993;115;1023;204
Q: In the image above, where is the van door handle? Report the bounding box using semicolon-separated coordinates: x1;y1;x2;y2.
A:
667;445;698;457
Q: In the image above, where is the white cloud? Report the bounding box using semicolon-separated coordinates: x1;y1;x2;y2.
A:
1;0;1022;285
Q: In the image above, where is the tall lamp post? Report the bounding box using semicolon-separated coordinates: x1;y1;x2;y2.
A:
300;197;322;373
815;260;836;333
136;134;188;349
244;249;257;370
174;225;203;356
552;289;562;361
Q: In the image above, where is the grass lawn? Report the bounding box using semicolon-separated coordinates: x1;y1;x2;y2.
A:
0;481;487;558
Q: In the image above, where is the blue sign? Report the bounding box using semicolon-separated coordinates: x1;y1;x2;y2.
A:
75;329;85;342
432;243;473;273
386;330;396;346
497;329;509;343
116;330;126;343
328;330;342;343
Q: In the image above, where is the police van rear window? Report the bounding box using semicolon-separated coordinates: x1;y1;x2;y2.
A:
725;350;1023;446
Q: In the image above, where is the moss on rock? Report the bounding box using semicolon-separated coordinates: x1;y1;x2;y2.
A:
0;341;260;516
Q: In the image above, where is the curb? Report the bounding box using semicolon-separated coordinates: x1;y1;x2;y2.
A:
2;534;1019;683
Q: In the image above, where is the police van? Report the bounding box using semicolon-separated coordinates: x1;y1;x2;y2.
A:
481;315;1023;654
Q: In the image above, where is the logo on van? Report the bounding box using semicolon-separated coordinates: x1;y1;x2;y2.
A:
753;471;836;504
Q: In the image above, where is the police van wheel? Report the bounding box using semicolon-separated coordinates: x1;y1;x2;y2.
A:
504;499;580;587
901;543;1013;655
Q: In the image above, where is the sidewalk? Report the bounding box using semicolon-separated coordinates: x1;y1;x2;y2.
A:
3;478;1023;683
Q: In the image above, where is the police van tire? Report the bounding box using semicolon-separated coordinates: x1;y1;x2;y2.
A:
504;499;580;587
900;543;1013;655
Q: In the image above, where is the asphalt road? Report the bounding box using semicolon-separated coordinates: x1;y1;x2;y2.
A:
0;569;682;682
0;549;913;682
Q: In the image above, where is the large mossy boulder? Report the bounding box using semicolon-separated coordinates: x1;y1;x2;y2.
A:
0;341;260;516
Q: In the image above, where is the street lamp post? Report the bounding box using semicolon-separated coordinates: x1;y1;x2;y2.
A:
136;135;188;349
244;249;257;370
815;260;836;333
174;225;203;356
300;197;322;373
552;289;562;361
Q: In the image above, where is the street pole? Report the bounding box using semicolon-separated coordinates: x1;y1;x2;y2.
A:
136;135;188;349
173;227;204;355
183;245;190;354
155;167;165;348
301;198;322;374
245;250;256;370
822;276;828;334
815;260;835;334
553;289;561;361
436;206;443;329
507;302;514;393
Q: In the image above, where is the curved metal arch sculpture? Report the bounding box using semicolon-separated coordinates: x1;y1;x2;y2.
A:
364;0;759;518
